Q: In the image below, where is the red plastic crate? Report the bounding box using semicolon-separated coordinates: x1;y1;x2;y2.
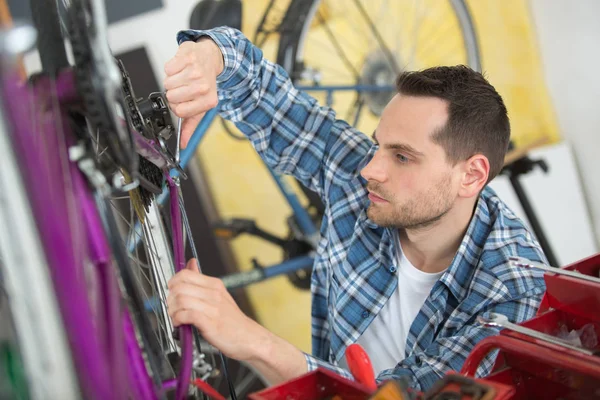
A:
538;253;600;320
248;368;374;400
462;253;600;399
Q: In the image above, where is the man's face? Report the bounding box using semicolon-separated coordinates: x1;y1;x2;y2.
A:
360;94;461;229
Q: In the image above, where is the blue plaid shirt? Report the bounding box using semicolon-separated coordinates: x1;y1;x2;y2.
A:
177;27;548;391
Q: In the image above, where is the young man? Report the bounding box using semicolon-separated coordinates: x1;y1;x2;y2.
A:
163;27;547;391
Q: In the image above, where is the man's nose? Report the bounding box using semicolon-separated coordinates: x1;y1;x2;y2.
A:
360;152;387;183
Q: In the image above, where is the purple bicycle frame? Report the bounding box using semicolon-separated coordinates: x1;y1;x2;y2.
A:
1;63;192;398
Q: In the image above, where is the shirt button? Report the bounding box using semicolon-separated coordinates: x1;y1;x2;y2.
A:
389;266;397;273
362;310;369;318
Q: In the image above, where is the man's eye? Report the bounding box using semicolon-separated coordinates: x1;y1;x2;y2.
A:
397;154;409;163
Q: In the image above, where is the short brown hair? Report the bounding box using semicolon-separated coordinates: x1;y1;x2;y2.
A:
396;65;510;182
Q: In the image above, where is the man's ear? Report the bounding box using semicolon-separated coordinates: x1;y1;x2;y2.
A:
458;154;489;198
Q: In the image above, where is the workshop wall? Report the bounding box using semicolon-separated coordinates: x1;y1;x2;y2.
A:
529;0;600;250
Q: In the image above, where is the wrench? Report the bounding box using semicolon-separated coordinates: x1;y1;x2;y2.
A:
509;256;600;284
477;312;595;356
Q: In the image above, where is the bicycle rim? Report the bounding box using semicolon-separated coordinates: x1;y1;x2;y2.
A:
277;0;481;133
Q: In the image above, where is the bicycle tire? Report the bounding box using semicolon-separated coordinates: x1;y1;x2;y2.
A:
29;0;69;75
276;0;482;112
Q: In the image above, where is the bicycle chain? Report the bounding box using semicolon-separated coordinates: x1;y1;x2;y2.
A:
117;60;164;212
69;1;162;212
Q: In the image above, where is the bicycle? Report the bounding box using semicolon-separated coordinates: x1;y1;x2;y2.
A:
0;0;481;399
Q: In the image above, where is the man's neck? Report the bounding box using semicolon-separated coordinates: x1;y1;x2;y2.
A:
399;198;478;273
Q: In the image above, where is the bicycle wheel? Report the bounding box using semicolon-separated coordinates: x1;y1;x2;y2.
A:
4;1;266;397
277;0;481;133
2;0;189;397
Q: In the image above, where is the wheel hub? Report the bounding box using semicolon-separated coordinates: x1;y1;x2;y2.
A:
360;50;400;116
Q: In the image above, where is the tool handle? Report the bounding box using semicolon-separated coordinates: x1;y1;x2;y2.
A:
345;343;377;391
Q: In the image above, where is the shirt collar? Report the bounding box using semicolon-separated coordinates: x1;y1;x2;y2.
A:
438;188;493;301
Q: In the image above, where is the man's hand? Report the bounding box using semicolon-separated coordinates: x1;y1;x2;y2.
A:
167;259;309;385
163;38;224;148
167;259;262;361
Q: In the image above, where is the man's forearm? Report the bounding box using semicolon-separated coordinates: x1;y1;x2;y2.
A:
246;323;308;385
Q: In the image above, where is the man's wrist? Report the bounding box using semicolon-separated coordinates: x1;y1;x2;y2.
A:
196;37;225;76
244;321;308;385
245;320;275;364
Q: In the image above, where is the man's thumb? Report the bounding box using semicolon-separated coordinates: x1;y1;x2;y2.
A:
186;258;200;273
180;114;203;149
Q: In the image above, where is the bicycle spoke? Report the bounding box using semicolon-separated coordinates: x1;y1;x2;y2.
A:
304;63;354;81
415;22;464;66
426;43;465;67
123;200;177;378
233;367;258;398
316;11;360;79
108;192;181;380
352;0;399;74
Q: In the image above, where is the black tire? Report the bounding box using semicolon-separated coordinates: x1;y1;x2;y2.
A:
29;0;69;75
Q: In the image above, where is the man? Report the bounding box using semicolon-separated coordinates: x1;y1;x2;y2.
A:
164;26;547;391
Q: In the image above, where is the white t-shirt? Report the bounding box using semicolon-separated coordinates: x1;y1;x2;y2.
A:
340;239;445;375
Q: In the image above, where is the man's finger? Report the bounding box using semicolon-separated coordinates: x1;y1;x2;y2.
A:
165;86;196;104
186;258;200;272
173;96;217;119
168;268;219;289
180;114;203;149
171;309;200;328
168;285;214;303
170;302;218;327
168;268;203;289
163;69;190;92
164;55;187;77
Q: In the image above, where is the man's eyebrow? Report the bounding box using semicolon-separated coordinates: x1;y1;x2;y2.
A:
386;143;424;157
371;131;424;157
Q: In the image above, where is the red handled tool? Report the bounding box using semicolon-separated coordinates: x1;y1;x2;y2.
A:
345;343;378;391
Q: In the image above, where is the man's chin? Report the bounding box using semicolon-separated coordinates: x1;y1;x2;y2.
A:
367;207;388;226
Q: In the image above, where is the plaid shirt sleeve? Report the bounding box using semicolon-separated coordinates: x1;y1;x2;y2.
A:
377;288;544;391
304;353;354;379
176;26;372;199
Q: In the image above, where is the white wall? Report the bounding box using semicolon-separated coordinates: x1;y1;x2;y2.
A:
104;0;199;81
528;0;600;249
489;142;597;266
